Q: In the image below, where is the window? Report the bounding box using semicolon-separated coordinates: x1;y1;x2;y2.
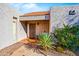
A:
69;10;76;15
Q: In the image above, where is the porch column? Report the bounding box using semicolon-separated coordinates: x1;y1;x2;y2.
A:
27;23;29;38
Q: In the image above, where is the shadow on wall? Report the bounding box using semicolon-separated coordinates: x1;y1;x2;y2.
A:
20;21;27;35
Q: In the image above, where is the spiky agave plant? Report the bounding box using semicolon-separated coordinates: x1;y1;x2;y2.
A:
38;33;53;51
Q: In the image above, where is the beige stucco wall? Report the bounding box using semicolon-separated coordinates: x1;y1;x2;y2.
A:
0;3;18;49
50;5;79;32
16;20;28;41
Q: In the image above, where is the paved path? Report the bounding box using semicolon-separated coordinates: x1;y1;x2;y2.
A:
0;42;23;56
0;39;76;56
0;39;43;56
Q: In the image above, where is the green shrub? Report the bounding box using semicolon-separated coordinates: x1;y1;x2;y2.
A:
38;33;53;51
69;25;79;39
54;24;79;51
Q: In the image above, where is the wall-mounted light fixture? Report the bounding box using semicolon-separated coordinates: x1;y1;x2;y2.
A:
69;10;76;15
13;16;17;19
13;16;17;23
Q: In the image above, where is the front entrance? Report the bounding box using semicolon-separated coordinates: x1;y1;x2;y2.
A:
29;23;36;39
20;20;49;39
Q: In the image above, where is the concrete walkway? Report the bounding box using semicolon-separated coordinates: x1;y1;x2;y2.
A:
0;42;23;56
0;39;77;56
0;39;44;56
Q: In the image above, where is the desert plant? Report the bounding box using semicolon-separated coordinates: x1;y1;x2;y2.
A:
70;25;79;39
38;33;53;51
54;24;79;51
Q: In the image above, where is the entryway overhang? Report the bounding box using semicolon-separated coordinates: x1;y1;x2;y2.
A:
19;15;49;21
19;11;50;39
19;11;50;21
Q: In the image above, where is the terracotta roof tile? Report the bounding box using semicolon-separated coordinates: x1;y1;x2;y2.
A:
20;11;49;17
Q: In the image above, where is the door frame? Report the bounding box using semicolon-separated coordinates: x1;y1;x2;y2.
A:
27;23;36;38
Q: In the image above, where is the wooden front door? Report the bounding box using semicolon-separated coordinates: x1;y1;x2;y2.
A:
29;23;36;39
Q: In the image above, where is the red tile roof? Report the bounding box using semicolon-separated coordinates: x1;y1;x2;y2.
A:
20;11;49;17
